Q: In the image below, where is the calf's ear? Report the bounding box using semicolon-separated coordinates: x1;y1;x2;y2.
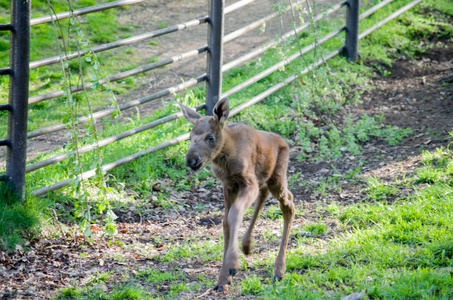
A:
213;98;230;125
178;103;202;125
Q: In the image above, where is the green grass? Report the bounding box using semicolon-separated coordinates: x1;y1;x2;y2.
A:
0;183;46;251
138;268;183;284
301;222;328;236
157;238;223;263
58;283;151;300
238;146;453;299
365;176;399;200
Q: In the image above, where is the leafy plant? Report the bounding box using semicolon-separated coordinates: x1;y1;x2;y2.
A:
46;0;120;238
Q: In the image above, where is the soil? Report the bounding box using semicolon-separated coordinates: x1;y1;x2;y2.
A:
1;1;453;299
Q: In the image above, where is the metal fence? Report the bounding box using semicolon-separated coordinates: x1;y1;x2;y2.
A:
0;0;423;198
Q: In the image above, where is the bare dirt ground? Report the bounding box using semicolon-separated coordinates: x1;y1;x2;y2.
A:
1;1;453;299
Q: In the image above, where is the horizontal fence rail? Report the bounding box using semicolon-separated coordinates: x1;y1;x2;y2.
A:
0;23;13;30
359;0;394;20
30;0;145;26
223;0;304;43
26;104;206;173
28;46;209;104
0;139;11;146
0;67;12;75
0;104;11;111
223;0;256;14
27;74;207;139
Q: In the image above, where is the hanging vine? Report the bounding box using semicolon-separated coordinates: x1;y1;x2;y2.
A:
47;0;120;239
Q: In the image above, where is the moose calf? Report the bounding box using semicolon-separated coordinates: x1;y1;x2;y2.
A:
179;98;294;291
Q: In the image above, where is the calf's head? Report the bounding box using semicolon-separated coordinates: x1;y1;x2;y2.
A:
178;98;230;171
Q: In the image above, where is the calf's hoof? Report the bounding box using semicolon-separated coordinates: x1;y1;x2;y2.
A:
242;243;251;255
273;275;283;282
242;237;252;255
213;285;228;292
229;269;237;276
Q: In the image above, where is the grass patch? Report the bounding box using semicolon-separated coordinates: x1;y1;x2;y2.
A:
243;144;453;299
0;183;45;251
157;239;223;263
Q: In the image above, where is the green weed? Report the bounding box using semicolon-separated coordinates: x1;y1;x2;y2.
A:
156;20;168;29
240;275;265;296
262;205;283;220
302;222;327;236
158;239;223;263
366;176;398;200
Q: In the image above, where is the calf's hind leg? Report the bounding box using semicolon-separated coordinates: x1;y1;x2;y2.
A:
242;187;269;255
268;151;295;280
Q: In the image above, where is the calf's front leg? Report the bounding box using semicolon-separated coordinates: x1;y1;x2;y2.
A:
215;185;258;291
214;188;235;292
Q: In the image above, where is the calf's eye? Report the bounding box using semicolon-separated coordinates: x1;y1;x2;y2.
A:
208;135;214;142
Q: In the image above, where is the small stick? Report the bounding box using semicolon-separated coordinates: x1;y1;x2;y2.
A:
197;288;212;298
50;208;68;244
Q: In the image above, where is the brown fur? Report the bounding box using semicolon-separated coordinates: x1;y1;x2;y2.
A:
179;99;295;291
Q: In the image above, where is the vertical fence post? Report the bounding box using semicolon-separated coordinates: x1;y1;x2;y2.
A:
205;0;225;116
5;0;31;199
344;0;360;61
